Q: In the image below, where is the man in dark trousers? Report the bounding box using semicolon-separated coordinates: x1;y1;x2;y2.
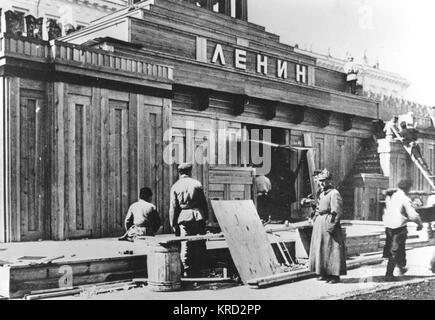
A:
383;179;423;281
119;187;161;241
169;162;209;277
255;174;272;221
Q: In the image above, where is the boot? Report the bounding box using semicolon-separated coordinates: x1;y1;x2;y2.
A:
327;276;340;284
385;259;396;281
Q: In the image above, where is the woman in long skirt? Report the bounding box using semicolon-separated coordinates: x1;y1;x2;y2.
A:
309;169;347;283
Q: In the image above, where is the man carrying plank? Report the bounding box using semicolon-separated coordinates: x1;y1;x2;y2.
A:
169;162;209;277
383;179;423;281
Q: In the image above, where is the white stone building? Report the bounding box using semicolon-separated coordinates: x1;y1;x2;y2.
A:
0;0;132;39
295;47;411;99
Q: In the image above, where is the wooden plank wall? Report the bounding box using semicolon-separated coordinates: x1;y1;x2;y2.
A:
4;78;51;242
315;68;348;92
172;87;368;218
411;138;435;192
0;77;6;242
4;77;170;241
51;84;170;240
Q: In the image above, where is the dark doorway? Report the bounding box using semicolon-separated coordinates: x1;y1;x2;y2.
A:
244;124;299;222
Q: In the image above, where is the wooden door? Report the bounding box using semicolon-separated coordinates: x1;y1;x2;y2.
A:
137;104;164;224
19;92;49;241
107;100;130;236
65;95;93;239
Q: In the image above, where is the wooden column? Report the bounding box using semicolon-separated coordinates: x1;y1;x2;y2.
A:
317;110;330;128
353;174;389;220
265;101;277;121
235;0;248;21
218;0;231;15
234;95;249;116
290;106;306;124
51;82;66;240
194;88;211;111
0;76;7;242
162;98;173;233
377;138;412;188
343;114;353;132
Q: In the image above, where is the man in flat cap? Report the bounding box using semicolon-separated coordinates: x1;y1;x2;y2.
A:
309;169;347;283
169;162;209;277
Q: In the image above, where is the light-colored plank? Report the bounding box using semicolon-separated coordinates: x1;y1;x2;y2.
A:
210;200;279;284
19;97;29;239
75;103;84;231
67;94;77;237
143;109;151;191
128;93;138;205
162;98;173;232
137;95;146;195
0;77;5;242
100;89;109;236
92;87;102;238
121;107;129;230
84;97;93;233
155;111;164;219
52;82;65;240
9;77;21;241
303;133;318;198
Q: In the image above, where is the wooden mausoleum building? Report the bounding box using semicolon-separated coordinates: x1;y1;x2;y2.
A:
1;0;433;242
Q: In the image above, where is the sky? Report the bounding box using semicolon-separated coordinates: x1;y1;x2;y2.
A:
248;0;435;106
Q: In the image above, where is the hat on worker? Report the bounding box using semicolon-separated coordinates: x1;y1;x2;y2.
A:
312;169;322;176
178;162;193;171
317;169;332;181
312;169;322;180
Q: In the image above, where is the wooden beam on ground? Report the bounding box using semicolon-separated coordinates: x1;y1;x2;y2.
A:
343;114;353;131
247;270;313;287
137;233;225;244
265;220;312;233
181;277;233;283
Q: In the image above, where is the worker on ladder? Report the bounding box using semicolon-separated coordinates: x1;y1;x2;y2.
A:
398;121;431;173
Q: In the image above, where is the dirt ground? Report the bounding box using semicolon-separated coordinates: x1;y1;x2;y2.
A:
344;279;435;300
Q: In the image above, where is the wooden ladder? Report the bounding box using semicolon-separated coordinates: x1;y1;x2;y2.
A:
391;126;435;191
303;133;319;199
427;106;435;128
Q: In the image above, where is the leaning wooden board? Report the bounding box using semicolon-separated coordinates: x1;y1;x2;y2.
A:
210;200;280;284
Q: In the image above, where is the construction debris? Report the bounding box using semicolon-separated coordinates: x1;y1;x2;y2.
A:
24;279;147;300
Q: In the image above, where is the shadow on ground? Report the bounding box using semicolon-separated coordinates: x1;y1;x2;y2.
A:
341;275;433;284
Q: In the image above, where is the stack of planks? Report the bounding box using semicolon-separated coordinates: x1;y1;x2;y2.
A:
0;255;147;298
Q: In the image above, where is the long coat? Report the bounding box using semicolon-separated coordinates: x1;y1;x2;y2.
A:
309;186;347;276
